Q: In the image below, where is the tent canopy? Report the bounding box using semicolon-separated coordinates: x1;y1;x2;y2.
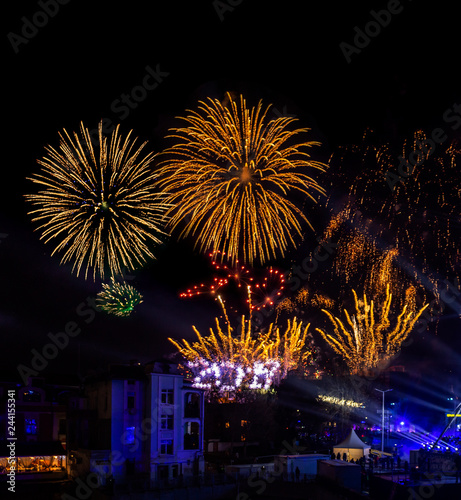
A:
333;429;370;460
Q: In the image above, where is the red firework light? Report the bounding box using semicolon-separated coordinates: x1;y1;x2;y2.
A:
249;267;285;310
179;252;285;311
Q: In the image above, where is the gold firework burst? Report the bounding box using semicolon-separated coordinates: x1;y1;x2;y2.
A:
156;93;327;265
316;284;428;374
169;289;311;391
26;122;169;279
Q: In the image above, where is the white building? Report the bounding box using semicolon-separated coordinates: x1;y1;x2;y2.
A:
68;361;205;486
147;368;205;482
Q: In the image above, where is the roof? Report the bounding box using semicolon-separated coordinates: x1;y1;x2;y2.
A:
333;429;371;450
320;459;361;467
0;440;66;457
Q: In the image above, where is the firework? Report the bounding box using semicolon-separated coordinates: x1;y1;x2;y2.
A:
156;93;327;265
96;277;143;317
179;250;253;299
26;122;169;279
179;251;286;319
169;289;311;396
315;284;428;375
325;131;461;309
250;267;285;311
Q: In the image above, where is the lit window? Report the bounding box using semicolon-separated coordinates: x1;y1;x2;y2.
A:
160;439;173;455
23;391;41;403
160;414;174;430
125;426;135;445
225;421;230;429
241;420;248;427
25;418;38;435
161;389;174;405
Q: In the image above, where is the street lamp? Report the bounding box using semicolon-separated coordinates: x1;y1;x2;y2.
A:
375;388;392;453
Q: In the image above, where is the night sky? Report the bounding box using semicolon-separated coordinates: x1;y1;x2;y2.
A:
3;0;460;382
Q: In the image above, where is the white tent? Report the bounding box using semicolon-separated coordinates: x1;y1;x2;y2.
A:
333;429;371;462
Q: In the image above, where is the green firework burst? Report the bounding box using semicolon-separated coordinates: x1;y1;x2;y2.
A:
96;278;143;317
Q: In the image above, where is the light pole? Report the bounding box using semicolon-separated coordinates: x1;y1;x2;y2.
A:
375;388;392;453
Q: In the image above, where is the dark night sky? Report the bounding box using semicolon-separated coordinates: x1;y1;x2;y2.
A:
2;0;460;381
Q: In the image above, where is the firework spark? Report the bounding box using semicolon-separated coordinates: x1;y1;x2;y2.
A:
250;267;285;311
96;277;143;317
316;284;428;375
169;289;311;395
179;251;253;299
325;131;461;307
156;93;327;265
26;122;169;279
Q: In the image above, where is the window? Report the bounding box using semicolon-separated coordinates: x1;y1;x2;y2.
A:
58;419;66;435
184;422;200;450
127;392;135;409
23;390;41;403
225;421;230;429
161;389;174;405
124;426;135;445
160;439;173;455
184;392;200;417
25;418;38;435
241;420;248;427
160;414;174;430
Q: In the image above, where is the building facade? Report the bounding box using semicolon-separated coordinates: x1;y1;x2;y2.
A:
68;361;205;486
0;374;80;479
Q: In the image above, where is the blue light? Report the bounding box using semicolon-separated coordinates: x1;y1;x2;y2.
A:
400;421;405;426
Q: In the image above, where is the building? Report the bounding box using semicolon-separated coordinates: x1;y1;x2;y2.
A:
0;373;80;480
68;361;205;486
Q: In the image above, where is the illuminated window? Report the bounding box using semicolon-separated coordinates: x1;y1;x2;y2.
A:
161;389;174;405
125;426;135;445
25;418;38;435
160;414;174;430
241;434;246;441
225;421;230;428
160;439;173;455
241;420;248;427
23;390;41;403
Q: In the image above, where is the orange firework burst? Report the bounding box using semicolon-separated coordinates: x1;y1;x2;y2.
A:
316;284;428;374
156;93;327;265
